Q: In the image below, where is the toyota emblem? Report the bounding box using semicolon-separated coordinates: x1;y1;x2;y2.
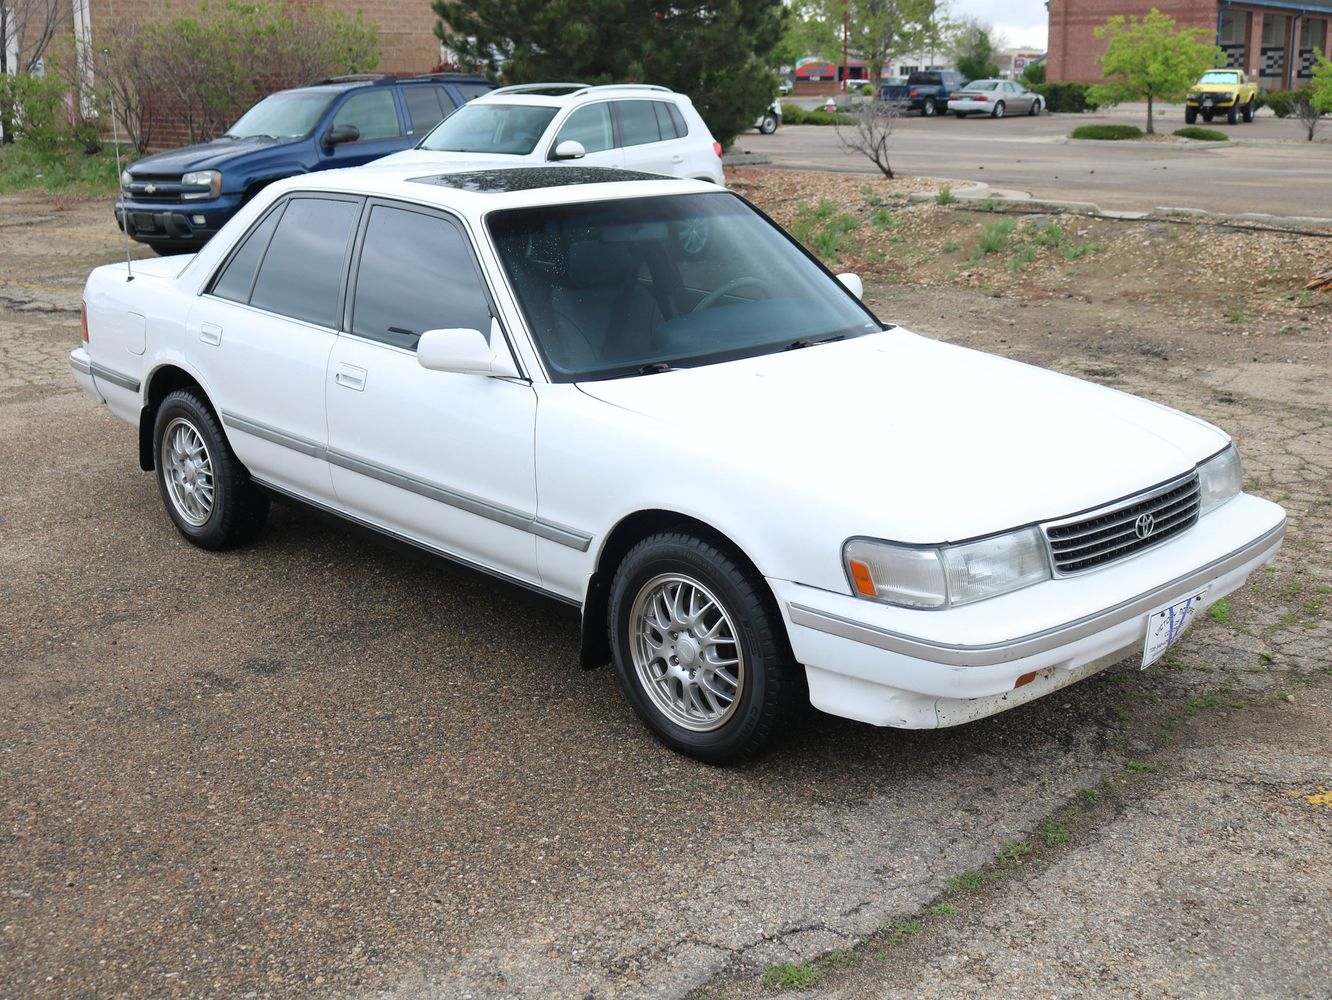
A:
1135;512;1156;539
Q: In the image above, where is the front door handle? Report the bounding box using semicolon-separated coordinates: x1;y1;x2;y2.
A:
200;323;222;346
335;364;367;391
670;154;684;163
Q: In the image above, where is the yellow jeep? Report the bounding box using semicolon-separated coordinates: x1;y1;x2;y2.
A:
1185;69;1259;125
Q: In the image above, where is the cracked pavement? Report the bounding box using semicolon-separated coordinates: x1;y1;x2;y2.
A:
1;191;1329;999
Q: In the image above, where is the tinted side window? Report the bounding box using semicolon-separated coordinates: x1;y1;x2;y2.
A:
211;205;282;303
351;205;491;350
453;82;495;103
666;103;688;137
250;197;360;328
555;103;613;153
652;101;678;139
332;89;401;142
616;101;661;147
404;86;451;132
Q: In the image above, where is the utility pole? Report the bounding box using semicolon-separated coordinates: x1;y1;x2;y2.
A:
843;0;850;93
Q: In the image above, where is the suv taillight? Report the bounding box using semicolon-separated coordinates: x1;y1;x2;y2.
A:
80;301;89;343
713;141;722;158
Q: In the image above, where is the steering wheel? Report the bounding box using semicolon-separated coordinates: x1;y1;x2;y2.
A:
691;276;770;313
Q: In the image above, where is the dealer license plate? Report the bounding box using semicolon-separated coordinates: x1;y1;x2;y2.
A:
1142;588;1209;668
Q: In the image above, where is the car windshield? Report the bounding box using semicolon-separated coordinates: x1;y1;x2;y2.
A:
417;103;560;154
967;80;1000;91
1199;71;1240;84
227;91;334;139
488;192;883;382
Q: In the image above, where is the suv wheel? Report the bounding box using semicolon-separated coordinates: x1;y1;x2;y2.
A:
758;113;779;135
921;99;936;117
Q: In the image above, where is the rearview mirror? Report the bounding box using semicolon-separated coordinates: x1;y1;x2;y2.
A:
417;320;520;378
837;272;864;299
324;124;360;146
552;140;586;160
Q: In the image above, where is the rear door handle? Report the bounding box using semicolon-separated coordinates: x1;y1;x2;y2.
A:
200;323;222;346
335;364;367;391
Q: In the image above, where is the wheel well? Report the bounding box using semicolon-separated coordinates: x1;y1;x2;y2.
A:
242;179;274;204
578;509;768;669
138;365;206;470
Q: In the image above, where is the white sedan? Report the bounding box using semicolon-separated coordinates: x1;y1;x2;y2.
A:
70;165;1284;762
949;79;1043;118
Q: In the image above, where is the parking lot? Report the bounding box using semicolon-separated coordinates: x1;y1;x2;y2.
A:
733;107;1332;218
2;166;1330;1000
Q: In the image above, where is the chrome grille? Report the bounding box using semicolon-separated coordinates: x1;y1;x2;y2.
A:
1044;473;1201;574
125;175;184;203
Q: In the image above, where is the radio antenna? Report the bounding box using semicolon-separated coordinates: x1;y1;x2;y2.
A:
109;98;134;282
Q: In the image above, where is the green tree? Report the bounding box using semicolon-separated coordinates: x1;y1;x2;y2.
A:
432;0;785;147
837;0;938;84
773;1;840;67
1088;8;1221;135
952;18;999;80
1020;61;1046;85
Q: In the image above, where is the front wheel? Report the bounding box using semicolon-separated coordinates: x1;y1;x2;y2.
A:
992;101;1006;119
1184;106;1198;124
1226;103;1239;125
1028;98;1041;116
153;389;269;550
1202;109;1214;122
758;113;778;135
608;533;803;763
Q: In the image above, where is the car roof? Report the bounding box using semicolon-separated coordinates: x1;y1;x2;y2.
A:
262;163;716;220
471;83;689;108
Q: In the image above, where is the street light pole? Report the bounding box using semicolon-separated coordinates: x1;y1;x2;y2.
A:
843;0;850;93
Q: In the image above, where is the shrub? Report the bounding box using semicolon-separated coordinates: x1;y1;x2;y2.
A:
1173;126;1227;141
1070;124;1143;140
0;74;70;151
781;102;854;125
1260;89;1305;117
1020;62;1047;85
1029;80;1100;113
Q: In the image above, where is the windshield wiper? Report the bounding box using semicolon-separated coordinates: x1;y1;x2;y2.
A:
784;334;845;351
635;362;674;376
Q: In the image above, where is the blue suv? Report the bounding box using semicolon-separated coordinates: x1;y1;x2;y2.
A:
115;73;495;255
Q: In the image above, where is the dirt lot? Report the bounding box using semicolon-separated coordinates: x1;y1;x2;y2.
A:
1;175;1329;999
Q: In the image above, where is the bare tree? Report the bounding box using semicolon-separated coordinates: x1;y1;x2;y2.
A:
836;101;899;178
0;0;71;74
1292;91;1327;142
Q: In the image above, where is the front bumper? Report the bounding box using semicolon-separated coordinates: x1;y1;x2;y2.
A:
114;193;242;248
771;493;1285;729
1188;95;1239;109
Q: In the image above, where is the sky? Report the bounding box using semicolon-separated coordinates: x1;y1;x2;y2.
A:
948;0;1050;51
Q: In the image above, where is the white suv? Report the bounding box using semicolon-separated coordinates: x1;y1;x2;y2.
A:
374;83;726;185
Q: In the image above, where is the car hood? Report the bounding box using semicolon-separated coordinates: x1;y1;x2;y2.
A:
576;331;1228;543
128;136;287;175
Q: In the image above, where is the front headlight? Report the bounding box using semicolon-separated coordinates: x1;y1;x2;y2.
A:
120;169;132;190
1197;444;1242;516
181;169;222;200
844;527;1051;609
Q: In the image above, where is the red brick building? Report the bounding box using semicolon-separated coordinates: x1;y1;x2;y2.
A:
1047;0;1332;89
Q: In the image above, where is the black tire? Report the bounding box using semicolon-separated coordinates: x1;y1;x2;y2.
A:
1185;106;1198;124
921;98;936;117
954;110;968;118
1226;103;1239;125
992;100;1006;119
1242;99;1254;123
1202;109;1214;122
153;389;269;550
758;113;778;135
1028;98;1041;116
608;532;804;763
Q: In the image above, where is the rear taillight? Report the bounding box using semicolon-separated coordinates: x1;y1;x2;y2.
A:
713;141;722;158
80;301;89;343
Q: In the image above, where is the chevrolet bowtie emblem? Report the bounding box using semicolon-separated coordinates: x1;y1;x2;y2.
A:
143;183;156;194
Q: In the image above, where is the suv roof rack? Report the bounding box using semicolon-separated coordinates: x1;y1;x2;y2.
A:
409;72;494;82
580;84;674;94
313;73;398;86
486;82;592;96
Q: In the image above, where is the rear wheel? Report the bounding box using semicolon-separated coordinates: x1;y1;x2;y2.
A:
954;110;968;118
153;389;268;550
992;101;1006;119
921;99;936;117
1242;99;1255;123
608;532;803;763
758;113;778;134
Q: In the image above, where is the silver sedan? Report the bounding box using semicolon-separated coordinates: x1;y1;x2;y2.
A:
948;79;1043;118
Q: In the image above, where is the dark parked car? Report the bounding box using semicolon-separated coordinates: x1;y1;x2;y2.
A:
879;70;967;117
115;73;496;255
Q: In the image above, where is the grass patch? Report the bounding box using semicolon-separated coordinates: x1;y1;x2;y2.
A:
822;950;859;967
1062;241;1105;261
942;240;960;253
949;869;987;892
1208;597;1232;623
1124;760;1157;774
1173;126;1228;141
0;140;128;195
1009;246;1038;271
1070;124;1143;141
871;207;900;229
790;198;861;261
978;218;1015;254
936;186;956;205
1080;787;1100;805
762;962;819;989
1040;819;1072;847
929;902;959;916
998;839;1031;866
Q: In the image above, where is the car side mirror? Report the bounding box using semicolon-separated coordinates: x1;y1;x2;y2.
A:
552;139;586;160
417;320;520;378
837;272;864;299
324;124;360;146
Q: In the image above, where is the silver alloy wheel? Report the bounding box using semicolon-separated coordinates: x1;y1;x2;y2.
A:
629;573;745;732
161;416;215;526
993;101;1005;119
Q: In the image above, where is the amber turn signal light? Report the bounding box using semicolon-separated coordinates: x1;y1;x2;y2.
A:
848;559;877;597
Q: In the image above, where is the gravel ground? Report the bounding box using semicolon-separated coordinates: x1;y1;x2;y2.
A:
1;179;1328;1000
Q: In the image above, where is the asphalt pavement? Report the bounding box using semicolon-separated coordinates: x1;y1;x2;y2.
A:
732;106;1332;218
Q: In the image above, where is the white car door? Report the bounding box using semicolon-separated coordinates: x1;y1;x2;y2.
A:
325;200;541;586
545;101;624;168
187;194;362;503
613;99;691;177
